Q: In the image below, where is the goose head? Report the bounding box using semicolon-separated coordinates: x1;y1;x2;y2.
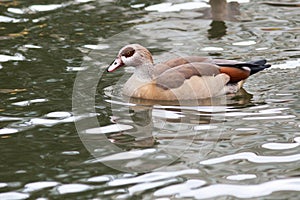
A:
107;44;154;72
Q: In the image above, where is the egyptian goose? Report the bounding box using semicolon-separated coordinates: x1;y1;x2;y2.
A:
107;44;271;100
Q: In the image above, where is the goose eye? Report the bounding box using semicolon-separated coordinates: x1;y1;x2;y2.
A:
121;47;135;58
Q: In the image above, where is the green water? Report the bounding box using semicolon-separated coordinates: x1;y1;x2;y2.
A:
0;0;300;199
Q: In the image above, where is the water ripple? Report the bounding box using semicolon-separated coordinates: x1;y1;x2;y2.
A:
154;179;206;196
262;137;300;150
83;124;133;134
29;4;64;12
145;2;209;12
12;98;48;106
86;149;157;163
0;111;95;135
242;115;296;120
0;192;29;200
200;152;300;165
109;169;199;187
0;15;28;23
56;183;92;195
0;53;25;62
154;178;300;199
226;174;257;180
1;0;299;199
86;175;111;183
0;128;19;135
23;181;60;192
127;178;179;196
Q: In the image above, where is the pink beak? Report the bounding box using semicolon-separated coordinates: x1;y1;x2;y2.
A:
107;57;124;72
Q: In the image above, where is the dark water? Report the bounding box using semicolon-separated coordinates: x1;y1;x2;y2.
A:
1;0;300;199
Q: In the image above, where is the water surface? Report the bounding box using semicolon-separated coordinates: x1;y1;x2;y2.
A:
0;0;300;199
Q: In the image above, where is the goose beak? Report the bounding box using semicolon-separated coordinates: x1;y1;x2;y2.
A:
107;57;124;72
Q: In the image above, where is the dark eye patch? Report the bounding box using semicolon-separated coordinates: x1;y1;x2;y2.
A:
121;47;135;58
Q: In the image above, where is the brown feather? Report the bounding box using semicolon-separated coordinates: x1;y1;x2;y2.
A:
163;56;212;68
155;63;220;89
126;75;230;100
219;67;250;83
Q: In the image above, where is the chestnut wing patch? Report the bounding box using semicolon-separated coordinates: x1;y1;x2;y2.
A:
155;62;220;89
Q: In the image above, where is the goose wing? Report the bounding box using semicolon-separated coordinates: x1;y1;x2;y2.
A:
154;62;222;89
